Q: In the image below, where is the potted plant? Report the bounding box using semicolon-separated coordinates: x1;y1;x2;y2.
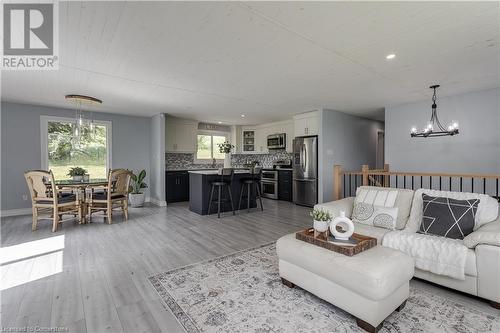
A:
310;208;332;238
67;167;87;182
129;169;148;207
217;141;235;168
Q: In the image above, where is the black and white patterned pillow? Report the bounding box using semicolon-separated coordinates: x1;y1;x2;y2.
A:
419;194;479;240
352;202;398;230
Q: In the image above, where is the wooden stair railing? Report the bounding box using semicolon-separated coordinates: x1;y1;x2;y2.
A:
334;164;500;201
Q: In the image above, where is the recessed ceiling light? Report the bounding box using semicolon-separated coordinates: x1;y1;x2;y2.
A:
386;54;396;60
241;114;245;118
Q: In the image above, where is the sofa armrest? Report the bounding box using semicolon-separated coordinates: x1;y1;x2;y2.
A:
463;217;500;249
476;244;500;303
314;197;355;219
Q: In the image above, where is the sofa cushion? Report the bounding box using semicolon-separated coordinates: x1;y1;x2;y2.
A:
356;186;414;230
406;189;499;233
463;217;500;248
353;223;392;243
418;194;478;240
276;233;414;301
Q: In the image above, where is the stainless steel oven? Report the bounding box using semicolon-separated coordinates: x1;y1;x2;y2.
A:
261;170;278;199
267;133;286;150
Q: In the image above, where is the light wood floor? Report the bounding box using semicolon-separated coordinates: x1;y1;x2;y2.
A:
0;200;312;332
1;200;497;333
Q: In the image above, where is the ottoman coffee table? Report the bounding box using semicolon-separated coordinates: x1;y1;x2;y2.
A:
276;233;414;333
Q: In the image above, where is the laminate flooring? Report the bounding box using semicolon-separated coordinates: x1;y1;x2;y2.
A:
1;200;497;332
1;200;312;332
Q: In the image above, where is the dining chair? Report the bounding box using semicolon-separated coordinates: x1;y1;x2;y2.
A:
24;170;81;232
87;168;132;223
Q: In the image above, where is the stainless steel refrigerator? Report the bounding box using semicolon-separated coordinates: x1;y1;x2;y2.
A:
293;136;318;207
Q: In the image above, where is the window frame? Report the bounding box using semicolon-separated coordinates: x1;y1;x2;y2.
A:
40;115;112;175
194;130;228;164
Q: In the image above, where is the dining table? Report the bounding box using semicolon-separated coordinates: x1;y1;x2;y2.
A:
55;178;108;223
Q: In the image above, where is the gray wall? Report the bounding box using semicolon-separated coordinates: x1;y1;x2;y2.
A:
319;109;384;203
1;102;151;212
385;88;500;174
149;114;166;205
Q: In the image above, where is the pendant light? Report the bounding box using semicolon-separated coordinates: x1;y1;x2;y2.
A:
410;85;459;138
65;94;102;143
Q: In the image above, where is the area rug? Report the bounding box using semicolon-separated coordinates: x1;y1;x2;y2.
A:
149;244;500;333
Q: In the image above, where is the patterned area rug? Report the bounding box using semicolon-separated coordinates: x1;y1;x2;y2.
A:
149;244;500;333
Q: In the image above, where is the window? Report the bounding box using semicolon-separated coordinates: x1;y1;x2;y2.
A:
41;116;111;180
196;133;227;161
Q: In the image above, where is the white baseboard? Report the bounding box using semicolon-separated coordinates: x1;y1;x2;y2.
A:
1;197;168;217
1;208;32;217
149;198;167;207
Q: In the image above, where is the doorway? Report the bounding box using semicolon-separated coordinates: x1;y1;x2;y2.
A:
376;131;385;169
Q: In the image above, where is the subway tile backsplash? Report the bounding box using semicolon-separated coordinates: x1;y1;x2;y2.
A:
166;151;294;170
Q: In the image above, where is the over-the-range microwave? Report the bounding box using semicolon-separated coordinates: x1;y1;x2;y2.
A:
267;133;286;150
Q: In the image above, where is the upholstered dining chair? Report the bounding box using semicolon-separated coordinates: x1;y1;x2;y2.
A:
87;168;132;223
24;170;81;232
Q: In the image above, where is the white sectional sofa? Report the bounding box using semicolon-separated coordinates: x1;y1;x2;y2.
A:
314;186;500;308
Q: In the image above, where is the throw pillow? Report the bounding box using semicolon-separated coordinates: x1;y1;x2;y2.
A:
355;188;398;207
418;194;479;240
356;186;414;230
352;203;399;230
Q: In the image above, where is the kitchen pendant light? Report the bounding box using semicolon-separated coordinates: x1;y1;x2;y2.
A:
410;85;459;138
65;94;102;143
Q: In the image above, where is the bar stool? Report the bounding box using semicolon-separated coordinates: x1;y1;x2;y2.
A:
207;168;235;218
238;167;263;212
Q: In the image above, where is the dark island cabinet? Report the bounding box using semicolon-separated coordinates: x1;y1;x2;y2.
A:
166;171;189;203
278;170;293;202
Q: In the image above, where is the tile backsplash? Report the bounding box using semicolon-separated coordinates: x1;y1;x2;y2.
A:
166;151;293;170
231;150;294;168
165;153;223;170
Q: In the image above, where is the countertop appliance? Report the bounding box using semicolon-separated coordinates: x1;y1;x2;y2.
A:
267;133;286;150
293;136;318;207
261;169;278;199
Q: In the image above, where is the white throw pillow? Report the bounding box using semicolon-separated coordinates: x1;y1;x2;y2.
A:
352;203;398;230
355;188;398;207
355;186;414;230
406;189;499;232
353;188;399;230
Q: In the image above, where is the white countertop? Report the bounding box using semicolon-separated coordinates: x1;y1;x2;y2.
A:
188;170;250;175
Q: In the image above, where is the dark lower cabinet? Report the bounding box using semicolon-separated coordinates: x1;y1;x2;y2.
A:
166;171;189;203
278;170;293;202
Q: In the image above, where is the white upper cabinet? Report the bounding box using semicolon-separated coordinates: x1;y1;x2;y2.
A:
241;127;256;153
294;111;319;137
165;117;198;153
240;120;294;154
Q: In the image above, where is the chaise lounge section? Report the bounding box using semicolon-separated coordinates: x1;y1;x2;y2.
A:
315;186;500;308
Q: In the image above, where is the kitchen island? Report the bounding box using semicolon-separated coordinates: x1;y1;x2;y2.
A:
189;170;257;215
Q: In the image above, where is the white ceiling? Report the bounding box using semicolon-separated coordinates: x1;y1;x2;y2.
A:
2;1;499;123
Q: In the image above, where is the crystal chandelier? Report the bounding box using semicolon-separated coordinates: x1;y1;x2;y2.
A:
65;94;102;143
410;85;459;138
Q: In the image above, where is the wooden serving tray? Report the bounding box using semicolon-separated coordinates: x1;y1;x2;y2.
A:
295;228;377;257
